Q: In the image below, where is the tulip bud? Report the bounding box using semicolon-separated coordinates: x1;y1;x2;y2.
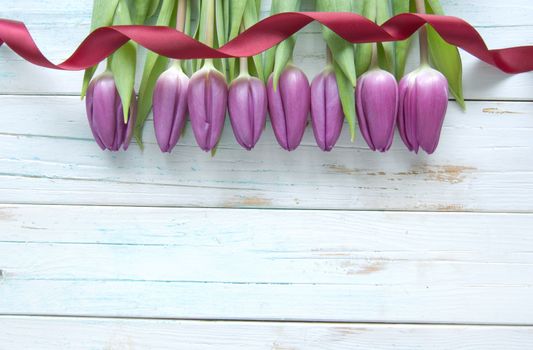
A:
153;65;189;153
187;65;228;152
267;65;311;151
310;67;344;152
85;72;136;151
228;75;267;150
398;66;449;154
355;68;399;152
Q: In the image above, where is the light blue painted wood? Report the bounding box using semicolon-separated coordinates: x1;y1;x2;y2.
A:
0;0;533;347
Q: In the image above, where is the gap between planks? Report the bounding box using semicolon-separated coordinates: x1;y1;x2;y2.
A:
2;314;533;328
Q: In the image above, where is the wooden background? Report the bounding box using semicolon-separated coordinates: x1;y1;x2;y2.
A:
1;0;533;348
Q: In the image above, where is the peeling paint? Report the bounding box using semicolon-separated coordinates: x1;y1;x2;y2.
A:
396;165;476;184
223;196;273;208
341;260;387;275
483;107;524;115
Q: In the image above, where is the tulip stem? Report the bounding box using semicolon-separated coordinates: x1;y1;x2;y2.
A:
203;0;216;67
205;0;215;48
177;0;187;32
370;43;379;69
172;0;187;67
415;0;429;65
239;24;249;76
239;57;249;76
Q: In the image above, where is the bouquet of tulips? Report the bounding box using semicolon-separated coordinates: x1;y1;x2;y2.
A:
84;0;464;155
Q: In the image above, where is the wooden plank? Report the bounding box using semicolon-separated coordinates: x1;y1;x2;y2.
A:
0;0;531;99
1;205;533;324
1;317;533;350
1;97;533;211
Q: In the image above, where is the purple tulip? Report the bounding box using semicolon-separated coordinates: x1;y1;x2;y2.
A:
356;68;399;152
187;65;228;152
398;66;449;154
228;75;267;150
153;65;189;153
310;67;344;152
267;65;311;151
85;72;136;151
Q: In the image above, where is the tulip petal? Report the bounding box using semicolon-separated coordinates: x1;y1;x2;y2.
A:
229;76;267;150
311;72;327;151
188;67;227;152
123;93;137;151
250;77;268;147
356;75;375;151
153;68;189;152
267;75;289;150
323;71;344;151
312;69;343;152
279;67;310;151
91;76;119;150
85;79;106;150
415;70;449;154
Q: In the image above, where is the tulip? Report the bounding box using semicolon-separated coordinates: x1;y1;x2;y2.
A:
228;75;267;150
310;67;344;151
85;72;136;151
267;65;311;151
355;68;399;152
398;66;449;154
187;64;228;152
153;64;189;153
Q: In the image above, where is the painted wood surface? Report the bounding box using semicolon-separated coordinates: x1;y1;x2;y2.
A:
1;317;533;350
1;97;532;211
1;0;533;348
1;205;533;324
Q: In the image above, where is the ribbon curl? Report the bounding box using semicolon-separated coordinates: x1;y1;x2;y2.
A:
0;12;532;74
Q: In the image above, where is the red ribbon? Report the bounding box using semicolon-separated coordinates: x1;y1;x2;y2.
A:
0;12;532;74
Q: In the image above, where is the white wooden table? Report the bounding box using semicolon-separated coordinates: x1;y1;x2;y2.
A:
1;0;533;348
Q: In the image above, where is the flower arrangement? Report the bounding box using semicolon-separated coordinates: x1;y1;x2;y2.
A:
81;0;457;154
1;0;531;156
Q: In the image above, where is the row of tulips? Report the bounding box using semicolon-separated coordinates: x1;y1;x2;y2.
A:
85;0;454;155
87;61;448;154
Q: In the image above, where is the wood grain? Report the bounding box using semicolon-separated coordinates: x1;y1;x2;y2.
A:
1;316;533;350
1;0;533;347
1;204;533;324
1;97;532;211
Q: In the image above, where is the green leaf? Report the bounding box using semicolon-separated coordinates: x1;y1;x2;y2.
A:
375;0;394;73
242;0;264;81
355;0;377;76
333;61;357;141
134;55;169;146
316;0;356;86
133;0;152;24
391;0;413;79
214;0;227;77
377;42;394;72
425;0;465;109
425;0;445;14
427;26;465;109
227;0;249;81
111;0;136;123
81;0;120;98
266;0;301;87
228;0;248;40
148;0;162;18
111;41;136;123
134;0;178;144
272;38;296;90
